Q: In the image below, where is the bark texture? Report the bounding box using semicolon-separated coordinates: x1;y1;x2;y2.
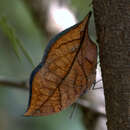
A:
93;0;130;130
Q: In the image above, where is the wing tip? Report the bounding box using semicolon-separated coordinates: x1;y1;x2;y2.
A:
24;112;31;117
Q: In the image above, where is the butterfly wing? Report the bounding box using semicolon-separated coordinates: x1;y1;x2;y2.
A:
24;12;97;116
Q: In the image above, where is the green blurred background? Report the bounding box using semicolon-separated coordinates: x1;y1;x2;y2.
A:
0;0;95;130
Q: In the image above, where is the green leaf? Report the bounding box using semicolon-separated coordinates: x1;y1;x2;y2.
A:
16;38;34;67
0;16;21;60
0;16;34;67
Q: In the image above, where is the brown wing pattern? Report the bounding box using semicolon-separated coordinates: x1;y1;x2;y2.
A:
24;12;97;116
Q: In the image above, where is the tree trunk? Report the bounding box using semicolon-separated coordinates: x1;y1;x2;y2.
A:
93;0;130;130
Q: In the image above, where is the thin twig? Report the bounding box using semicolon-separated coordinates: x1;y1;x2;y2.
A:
0;78;28;90
0;77;105;116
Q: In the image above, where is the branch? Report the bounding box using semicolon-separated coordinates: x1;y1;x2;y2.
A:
0;77;106;116
0;78;28;90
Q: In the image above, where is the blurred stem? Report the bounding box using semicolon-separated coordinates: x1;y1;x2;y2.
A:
0;77;106;116
0;16;34;67
0;78;28;90
16;38;35;67
0;16;21;60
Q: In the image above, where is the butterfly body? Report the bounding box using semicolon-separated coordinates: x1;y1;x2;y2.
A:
25;12;97;116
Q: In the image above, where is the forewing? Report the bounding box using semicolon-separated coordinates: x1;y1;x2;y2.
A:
24;12;97;116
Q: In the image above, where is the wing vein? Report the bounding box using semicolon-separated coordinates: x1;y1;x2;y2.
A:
56;38;80;49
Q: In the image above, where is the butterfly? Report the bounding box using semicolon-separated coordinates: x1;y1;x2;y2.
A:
24;11;97;116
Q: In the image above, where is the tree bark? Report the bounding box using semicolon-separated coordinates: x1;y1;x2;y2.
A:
93;0;130;130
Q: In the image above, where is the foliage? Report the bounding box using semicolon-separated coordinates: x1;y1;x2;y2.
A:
0;16;34;66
